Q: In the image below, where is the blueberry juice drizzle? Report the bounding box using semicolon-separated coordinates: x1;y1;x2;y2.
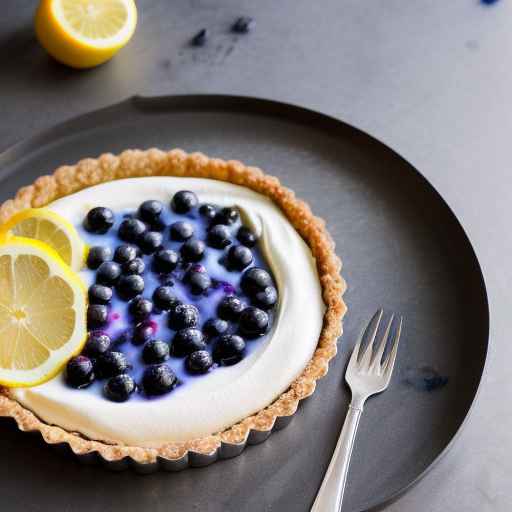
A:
67;195;278;402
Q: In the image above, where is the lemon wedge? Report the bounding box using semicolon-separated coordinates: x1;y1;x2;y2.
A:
35;0;137;69
0;209;86;271
0;237;87;387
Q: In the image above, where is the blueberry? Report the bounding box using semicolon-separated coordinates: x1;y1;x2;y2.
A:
169;304;199;330
149;216;167;232
154;249;179;273
180;239;205;262
66;356;95;388
170;221;194;241
87;246;112;270
84;207;115;234
239;307;269;338
191;28;208;47
123;257;145;275
253;286;278;310
118;218;147;242
96;261;122;286
186;270;212;295
87;304;108;328
133;321;156;345
171;190;198;214
96;351;130;378
213;335;246;366
212;207;239;226
217;296;245;321
236;226;257;247
113;244;139;264
129;297;153;320
142;340;170;364
199;203;217;220
138;200;163;223
142;364;177;396
171;328;206;357
116;328;134;346
226;245;253;271
202;318;228;339
153;286;180;311
88;284;113;305
241;267;273;295
104;374;136;402
117;274;145;300
207;224;232;249
186;350;213;374
138;231;163;255
232;16;255;34
84;331;111;357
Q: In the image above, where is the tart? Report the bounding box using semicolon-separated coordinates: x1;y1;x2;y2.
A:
0;149;346;466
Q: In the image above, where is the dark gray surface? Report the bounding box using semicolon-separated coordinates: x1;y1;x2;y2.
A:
0;96;488;511
1;1;511;511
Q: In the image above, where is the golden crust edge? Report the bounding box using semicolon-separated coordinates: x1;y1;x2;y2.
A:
0;148;347;464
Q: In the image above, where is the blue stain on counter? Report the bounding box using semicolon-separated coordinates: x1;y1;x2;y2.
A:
481;0;500;5
404;366;449;392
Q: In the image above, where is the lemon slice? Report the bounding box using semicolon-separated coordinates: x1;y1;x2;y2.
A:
35;0;137;69
0;209;86;271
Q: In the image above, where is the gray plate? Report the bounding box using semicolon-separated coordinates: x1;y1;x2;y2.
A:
0;95;488;512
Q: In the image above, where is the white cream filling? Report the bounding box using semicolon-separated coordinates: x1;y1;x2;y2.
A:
11;178;325;447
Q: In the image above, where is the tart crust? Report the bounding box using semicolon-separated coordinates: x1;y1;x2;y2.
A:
0;149;346;464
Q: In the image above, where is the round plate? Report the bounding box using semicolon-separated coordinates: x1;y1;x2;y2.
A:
0;95;488;512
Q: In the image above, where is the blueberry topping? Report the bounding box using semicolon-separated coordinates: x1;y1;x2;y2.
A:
138;200;163;223
169;221;193;241
171;190;198;214
241;267;273;295
226;245;253;271
88;284;113;305
96;351;130;378
239;307;269;338
186;270;212;295
186;350;213;374
153;286;180;311
142;340;170;364
84;207;114;234
213;335;246;366
87;246;112;270
84;331;111;357
236;226;257;247
117;274;145;300
169;304;199;330
142;364;177;396
123;257;145;275
202;318;228;339
133;321;156;345
180;239;205;262
253;286;278;310
191;28;208;47
154;249;179;273
232;16;255;34
66;356;95;388
113;244;139;264
96;261;122;286
199;203;217;220
217;295;245;321
129;297;153;320
104;374;136;402
207;224;232;249
87;304;108;328
171;328;206;357
212;207;239;226
138;231;163;255
118;218;147;242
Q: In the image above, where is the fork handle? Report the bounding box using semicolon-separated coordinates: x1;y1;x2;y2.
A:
311;403;363;512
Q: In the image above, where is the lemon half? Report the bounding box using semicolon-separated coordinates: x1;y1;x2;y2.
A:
0;237;87;387
35;0;137;69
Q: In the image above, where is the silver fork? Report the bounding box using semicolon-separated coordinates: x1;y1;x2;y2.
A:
311;310;403;512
